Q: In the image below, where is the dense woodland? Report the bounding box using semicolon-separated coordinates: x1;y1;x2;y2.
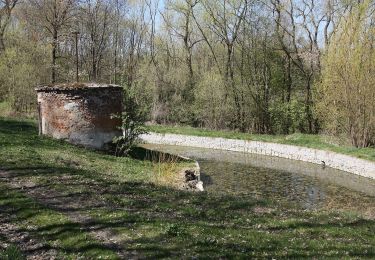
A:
0;0;374;147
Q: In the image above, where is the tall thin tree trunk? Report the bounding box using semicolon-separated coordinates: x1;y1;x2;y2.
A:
305;77;313;133
284;56;292;134
51;30;58;84
0;36;5;54
92;47;97;81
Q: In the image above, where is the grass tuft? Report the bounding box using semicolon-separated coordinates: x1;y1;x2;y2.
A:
151;152;182;187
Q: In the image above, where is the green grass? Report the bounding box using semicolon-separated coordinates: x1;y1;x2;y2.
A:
0;117;159;183
0;184;119;259
0;245;24;260
1;117;375;258
147;124;375;162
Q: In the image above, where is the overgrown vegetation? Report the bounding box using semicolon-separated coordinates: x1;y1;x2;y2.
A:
316;1;375;148
151;152;182;187
113;88;148;156
0;0;374;147
1;118;375;258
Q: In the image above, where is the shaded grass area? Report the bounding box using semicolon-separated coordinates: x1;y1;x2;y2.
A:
0;244;24;260
0;183;119;259
1;117;375;258
147;124;375;162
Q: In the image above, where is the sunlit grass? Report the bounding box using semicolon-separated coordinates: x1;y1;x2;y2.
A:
1;117;375;258
151;152;183;188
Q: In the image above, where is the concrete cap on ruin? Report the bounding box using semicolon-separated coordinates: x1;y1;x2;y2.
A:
35;83;122;92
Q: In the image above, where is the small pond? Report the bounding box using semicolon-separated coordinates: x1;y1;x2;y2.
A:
142;144;375;216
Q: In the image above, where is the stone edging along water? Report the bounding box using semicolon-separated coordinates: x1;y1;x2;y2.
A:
140;133;375;180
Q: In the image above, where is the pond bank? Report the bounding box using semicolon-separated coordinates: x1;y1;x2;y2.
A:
133;146;203;192
140;133;375;180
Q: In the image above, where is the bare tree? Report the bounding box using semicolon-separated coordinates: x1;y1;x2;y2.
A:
270;0;337;133
80;0;112;82
194;0;248;128
0;0;19;53
162;0;202;101
237;2;275;133
112;0;125;84
145;0;159;66
123;1;147;87
26;0;76;83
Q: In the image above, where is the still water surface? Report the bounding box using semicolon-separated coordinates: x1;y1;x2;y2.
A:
143;144;375;216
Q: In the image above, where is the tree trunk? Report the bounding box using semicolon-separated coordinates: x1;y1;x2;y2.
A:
51;30;58;84
183;10;194;102
114;36;118;84
225;43;241;129
183;44;194;102
284;56;292;134
92;47;97;81
305;77;313;133
0;36;5;54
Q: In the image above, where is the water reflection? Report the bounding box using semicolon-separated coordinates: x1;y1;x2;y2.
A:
142;144;375;215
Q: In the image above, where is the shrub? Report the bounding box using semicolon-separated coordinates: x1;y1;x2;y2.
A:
113;87;148;156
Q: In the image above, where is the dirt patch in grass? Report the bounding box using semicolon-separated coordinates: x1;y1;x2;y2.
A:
0;170;135;259
0;211;58;259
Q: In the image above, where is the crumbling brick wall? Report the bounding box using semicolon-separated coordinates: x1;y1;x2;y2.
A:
36;84;123;150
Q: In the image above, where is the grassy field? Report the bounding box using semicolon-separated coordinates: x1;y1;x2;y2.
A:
1;117;375;258
147;124;375;162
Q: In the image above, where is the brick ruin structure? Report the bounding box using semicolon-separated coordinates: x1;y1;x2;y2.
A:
36;83;123;150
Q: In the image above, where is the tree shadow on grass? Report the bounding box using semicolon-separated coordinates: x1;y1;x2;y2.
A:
2;164;375;258
0;118;36;135
1;118;375;258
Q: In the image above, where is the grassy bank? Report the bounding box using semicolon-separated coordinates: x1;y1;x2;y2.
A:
147;124;375;162
1;117;375;258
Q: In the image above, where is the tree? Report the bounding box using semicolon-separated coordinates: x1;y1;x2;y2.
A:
316;1;375;147
122;0;147;88
193;0;248;129
0;0;19;53
0;25;49;112
3;0;373;141
80;0;112;82
271;0;337;133
26;0;76;83
162;0;201;102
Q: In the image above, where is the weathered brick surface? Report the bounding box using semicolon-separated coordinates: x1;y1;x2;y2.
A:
36;84;123;150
